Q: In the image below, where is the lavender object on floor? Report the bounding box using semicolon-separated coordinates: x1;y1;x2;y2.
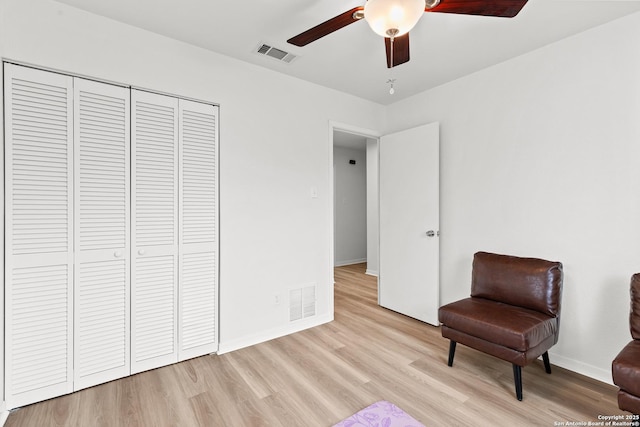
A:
333;400;426;427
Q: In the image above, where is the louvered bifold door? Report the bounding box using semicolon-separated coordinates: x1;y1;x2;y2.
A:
73;78;131;391
178;100;219;361
131;90;179;374
4;64;74;409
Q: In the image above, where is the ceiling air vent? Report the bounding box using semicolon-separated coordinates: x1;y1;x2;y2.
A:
255;43;297;64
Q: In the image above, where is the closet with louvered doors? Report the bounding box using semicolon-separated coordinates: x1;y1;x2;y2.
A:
130;90;219;373
4;64;132;407
4;64;219;409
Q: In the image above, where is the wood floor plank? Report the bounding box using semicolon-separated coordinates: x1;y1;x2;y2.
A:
5;263;625;426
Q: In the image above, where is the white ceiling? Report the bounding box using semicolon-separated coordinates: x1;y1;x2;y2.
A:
334;130;368;150
55;0;640;105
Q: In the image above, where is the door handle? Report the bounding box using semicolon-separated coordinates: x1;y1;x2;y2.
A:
138;249;146;256
426;230;435;237
114;251;122;258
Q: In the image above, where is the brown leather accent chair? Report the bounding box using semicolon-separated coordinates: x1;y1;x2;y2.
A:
438;252;563;401
612;274;640;415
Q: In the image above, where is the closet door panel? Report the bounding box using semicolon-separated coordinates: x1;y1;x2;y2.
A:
73;78;130;390
131;90;179;374
4;64;74;409
132;253;176;363
180;252;217;359
178;100;219;360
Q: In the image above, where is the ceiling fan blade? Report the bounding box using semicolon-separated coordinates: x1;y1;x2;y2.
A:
385;33;410;68
288;7;364;47
427;0;528;18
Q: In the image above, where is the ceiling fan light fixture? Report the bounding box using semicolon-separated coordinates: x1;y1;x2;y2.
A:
364;0;425;38
424;0;441;9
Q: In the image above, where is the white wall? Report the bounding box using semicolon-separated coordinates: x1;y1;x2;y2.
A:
1;0;386;354
334;147;367;266
386;12;640;384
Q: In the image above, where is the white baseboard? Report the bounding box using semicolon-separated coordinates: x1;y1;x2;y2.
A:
548;351;613;385
0;410;9;426
334;258;366;267
217;313;333;355
365;269;378;277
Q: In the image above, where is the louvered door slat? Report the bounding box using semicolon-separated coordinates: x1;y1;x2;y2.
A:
131;90;179;374
9;74;71;256
73;78;130;391
76;260;127;379
181;252;217;352
4;63;74;409
179;100;219;361
134;255;176;360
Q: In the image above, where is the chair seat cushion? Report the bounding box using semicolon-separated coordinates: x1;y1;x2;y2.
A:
438;297;558;352
612;340;640;397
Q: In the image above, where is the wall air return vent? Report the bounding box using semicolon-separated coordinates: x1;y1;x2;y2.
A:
289;284;316;322
255;43;297;64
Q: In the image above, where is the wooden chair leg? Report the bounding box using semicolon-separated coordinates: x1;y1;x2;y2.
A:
447;341;457;367
512;364;523;401
542;351;552;374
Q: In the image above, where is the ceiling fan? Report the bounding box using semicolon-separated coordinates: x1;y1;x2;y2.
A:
287;0;529;68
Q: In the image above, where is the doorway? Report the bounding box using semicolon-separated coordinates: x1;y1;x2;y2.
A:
332;128;379;276
329;121;440;326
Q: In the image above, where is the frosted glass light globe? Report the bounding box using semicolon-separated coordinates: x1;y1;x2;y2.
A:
364;0;425;38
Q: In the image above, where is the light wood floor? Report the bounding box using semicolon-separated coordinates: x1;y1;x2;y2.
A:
6;263;622;426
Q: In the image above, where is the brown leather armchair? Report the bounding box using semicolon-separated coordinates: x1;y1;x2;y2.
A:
438;252;563;401
612;274;640;415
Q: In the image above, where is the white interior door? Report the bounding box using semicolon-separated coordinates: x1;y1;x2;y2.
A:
131;89;179;374
178;99;219;360
4;63;75;408
379;122;440;325
73;78;130;390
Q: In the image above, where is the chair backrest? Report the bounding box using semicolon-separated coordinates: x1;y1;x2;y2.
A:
470;251;563;317
631;274;640;340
